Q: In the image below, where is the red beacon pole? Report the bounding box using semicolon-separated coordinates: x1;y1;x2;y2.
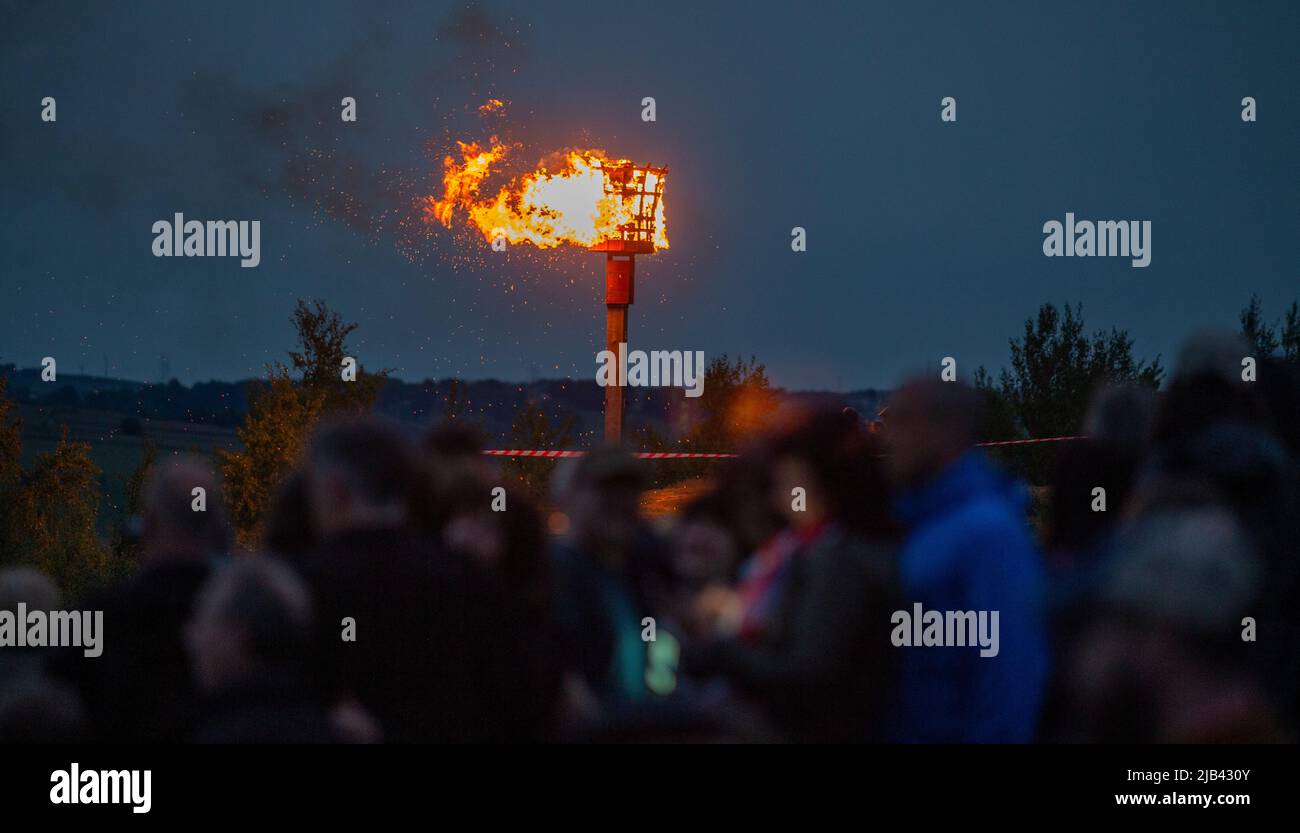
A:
588;163;666;445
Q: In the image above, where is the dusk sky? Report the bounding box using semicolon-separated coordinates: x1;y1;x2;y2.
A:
2;0;1296;390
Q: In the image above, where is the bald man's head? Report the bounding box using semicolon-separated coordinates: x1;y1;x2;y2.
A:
885;378;983;487
141;456;230;562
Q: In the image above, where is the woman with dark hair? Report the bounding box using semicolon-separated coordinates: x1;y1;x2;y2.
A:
687;409;899;742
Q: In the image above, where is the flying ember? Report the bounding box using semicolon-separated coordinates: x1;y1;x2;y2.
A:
425;137;668;251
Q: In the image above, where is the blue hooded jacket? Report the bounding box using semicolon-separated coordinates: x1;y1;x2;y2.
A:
888;451;1049;743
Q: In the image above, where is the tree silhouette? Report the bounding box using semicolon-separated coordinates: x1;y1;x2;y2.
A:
18;428;110;600
1239;295;1299;363
504;400;575;497
672;355;779;479
287;299;388;413
983;303;1162;440
682;355;778;452
220;300;385;549
1239;294;1280;359
1284;302;1300;362
977;302;1163;483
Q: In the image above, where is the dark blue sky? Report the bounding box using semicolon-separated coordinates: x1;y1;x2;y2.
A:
2;0;1296;390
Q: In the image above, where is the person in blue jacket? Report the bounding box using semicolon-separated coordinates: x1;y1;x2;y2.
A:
883;378;1049;743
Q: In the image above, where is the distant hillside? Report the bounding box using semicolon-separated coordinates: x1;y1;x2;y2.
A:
3;364;888;529
2;364;887;449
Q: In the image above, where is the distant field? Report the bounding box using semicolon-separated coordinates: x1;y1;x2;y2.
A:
16;403;240;535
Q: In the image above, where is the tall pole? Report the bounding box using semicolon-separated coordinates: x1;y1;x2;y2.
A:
604;253;634;444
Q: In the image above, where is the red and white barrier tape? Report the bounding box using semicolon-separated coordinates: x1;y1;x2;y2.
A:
482;449;736;459
482;436;1086;459
975;435;1087;447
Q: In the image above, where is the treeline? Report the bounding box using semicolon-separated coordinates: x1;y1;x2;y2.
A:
976;295;1298;483
0;363;798;441
3;295;1296;597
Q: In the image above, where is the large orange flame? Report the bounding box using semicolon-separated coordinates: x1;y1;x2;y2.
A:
425;137;668;250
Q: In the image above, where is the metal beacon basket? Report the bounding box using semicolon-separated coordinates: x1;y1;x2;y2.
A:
589;161;667;255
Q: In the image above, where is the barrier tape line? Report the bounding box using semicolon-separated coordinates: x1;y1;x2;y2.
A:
974;435;1087;447
481;436;1086;459
481;450;735;459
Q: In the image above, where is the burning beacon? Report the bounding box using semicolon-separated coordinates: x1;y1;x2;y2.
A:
426;134;668;444
588;162;667;443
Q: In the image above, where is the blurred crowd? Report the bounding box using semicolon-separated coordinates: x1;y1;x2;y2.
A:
1;330;1297;743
